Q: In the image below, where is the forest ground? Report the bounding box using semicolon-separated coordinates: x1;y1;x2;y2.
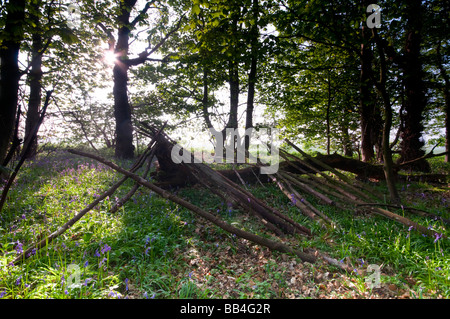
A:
0;148;448;299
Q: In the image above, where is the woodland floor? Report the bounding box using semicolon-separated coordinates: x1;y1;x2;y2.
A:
0;149;448;299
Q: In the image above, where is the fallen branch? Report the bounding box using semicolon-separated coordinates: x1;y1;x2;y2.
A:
284;140;384;201
356;203;450;225
67;148;318;263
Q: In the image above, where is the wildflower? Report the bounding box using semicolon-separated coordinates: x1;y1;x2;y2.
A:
64;290;69;295
15;276;22;286
143;292;148;299
0;291;6;298
94;250;101;257
27;248;36;257
434;233;442;243
101;244;111;254
14;242;23;255
144;247;151;255
125;278;129;291
108;291;117;298
83;278;92;286
84;260;89;267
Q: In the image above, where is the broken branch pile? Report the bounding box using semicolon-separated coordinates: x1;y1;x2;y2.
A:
11;125;445;272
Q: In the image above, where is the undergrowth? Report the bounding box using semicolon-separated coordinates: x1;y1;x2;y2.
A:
0;150;448;299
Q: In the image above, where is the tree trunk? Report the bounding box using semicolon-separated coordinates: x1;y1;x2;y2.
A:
202;68;213;129
359;24;380;163
244;0;259;160
113;0;136;159
23;16;43;160
326;72;331;155
398;0;430;172
372;30;400;204
436;41;450;162
0;0;26;165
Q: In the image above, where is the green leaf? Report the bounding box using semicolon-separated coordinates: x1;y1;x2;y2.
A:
192;5;201;15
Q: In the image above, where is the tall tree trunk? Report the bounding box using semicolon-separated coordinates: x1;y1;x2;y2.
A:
326;71;332;155
23;6;43;160
436;41;450;162
397;0;430;172
221;15;240;161
113;0;136;159
0;0;26;165
244;0;259;160
359;24;379;162
373;30;400;204
202;68;213;129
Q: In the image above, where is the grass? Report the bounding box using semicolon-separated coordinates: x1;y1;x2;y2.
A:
0;149;448;299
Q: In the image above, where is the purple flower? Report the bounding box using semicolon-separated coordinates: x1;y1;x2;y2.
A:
101;244;111;254
27;248;36;257
83;278;92;286
15;242;23;255
15;276;22;286
94;250;101;257
125;278;129;291
84;260;89;267
0;291;6;298
108;291;117;298
434;233;442;243
99;257;107;267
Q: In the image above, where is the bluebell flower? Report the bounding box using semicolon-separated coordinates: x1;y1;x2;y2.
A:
434;233;442;243
101;244;111;254
15;242;23;255
125;278;129;291
0;291;6;298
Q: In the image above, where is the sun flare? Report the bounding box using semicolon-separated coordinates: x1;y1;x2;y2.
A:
103;50;117;66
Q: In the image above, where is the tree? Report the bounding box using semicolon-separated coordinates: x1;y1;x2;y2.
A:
397;0;430;172
0;0;26;165
89;0;180;159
